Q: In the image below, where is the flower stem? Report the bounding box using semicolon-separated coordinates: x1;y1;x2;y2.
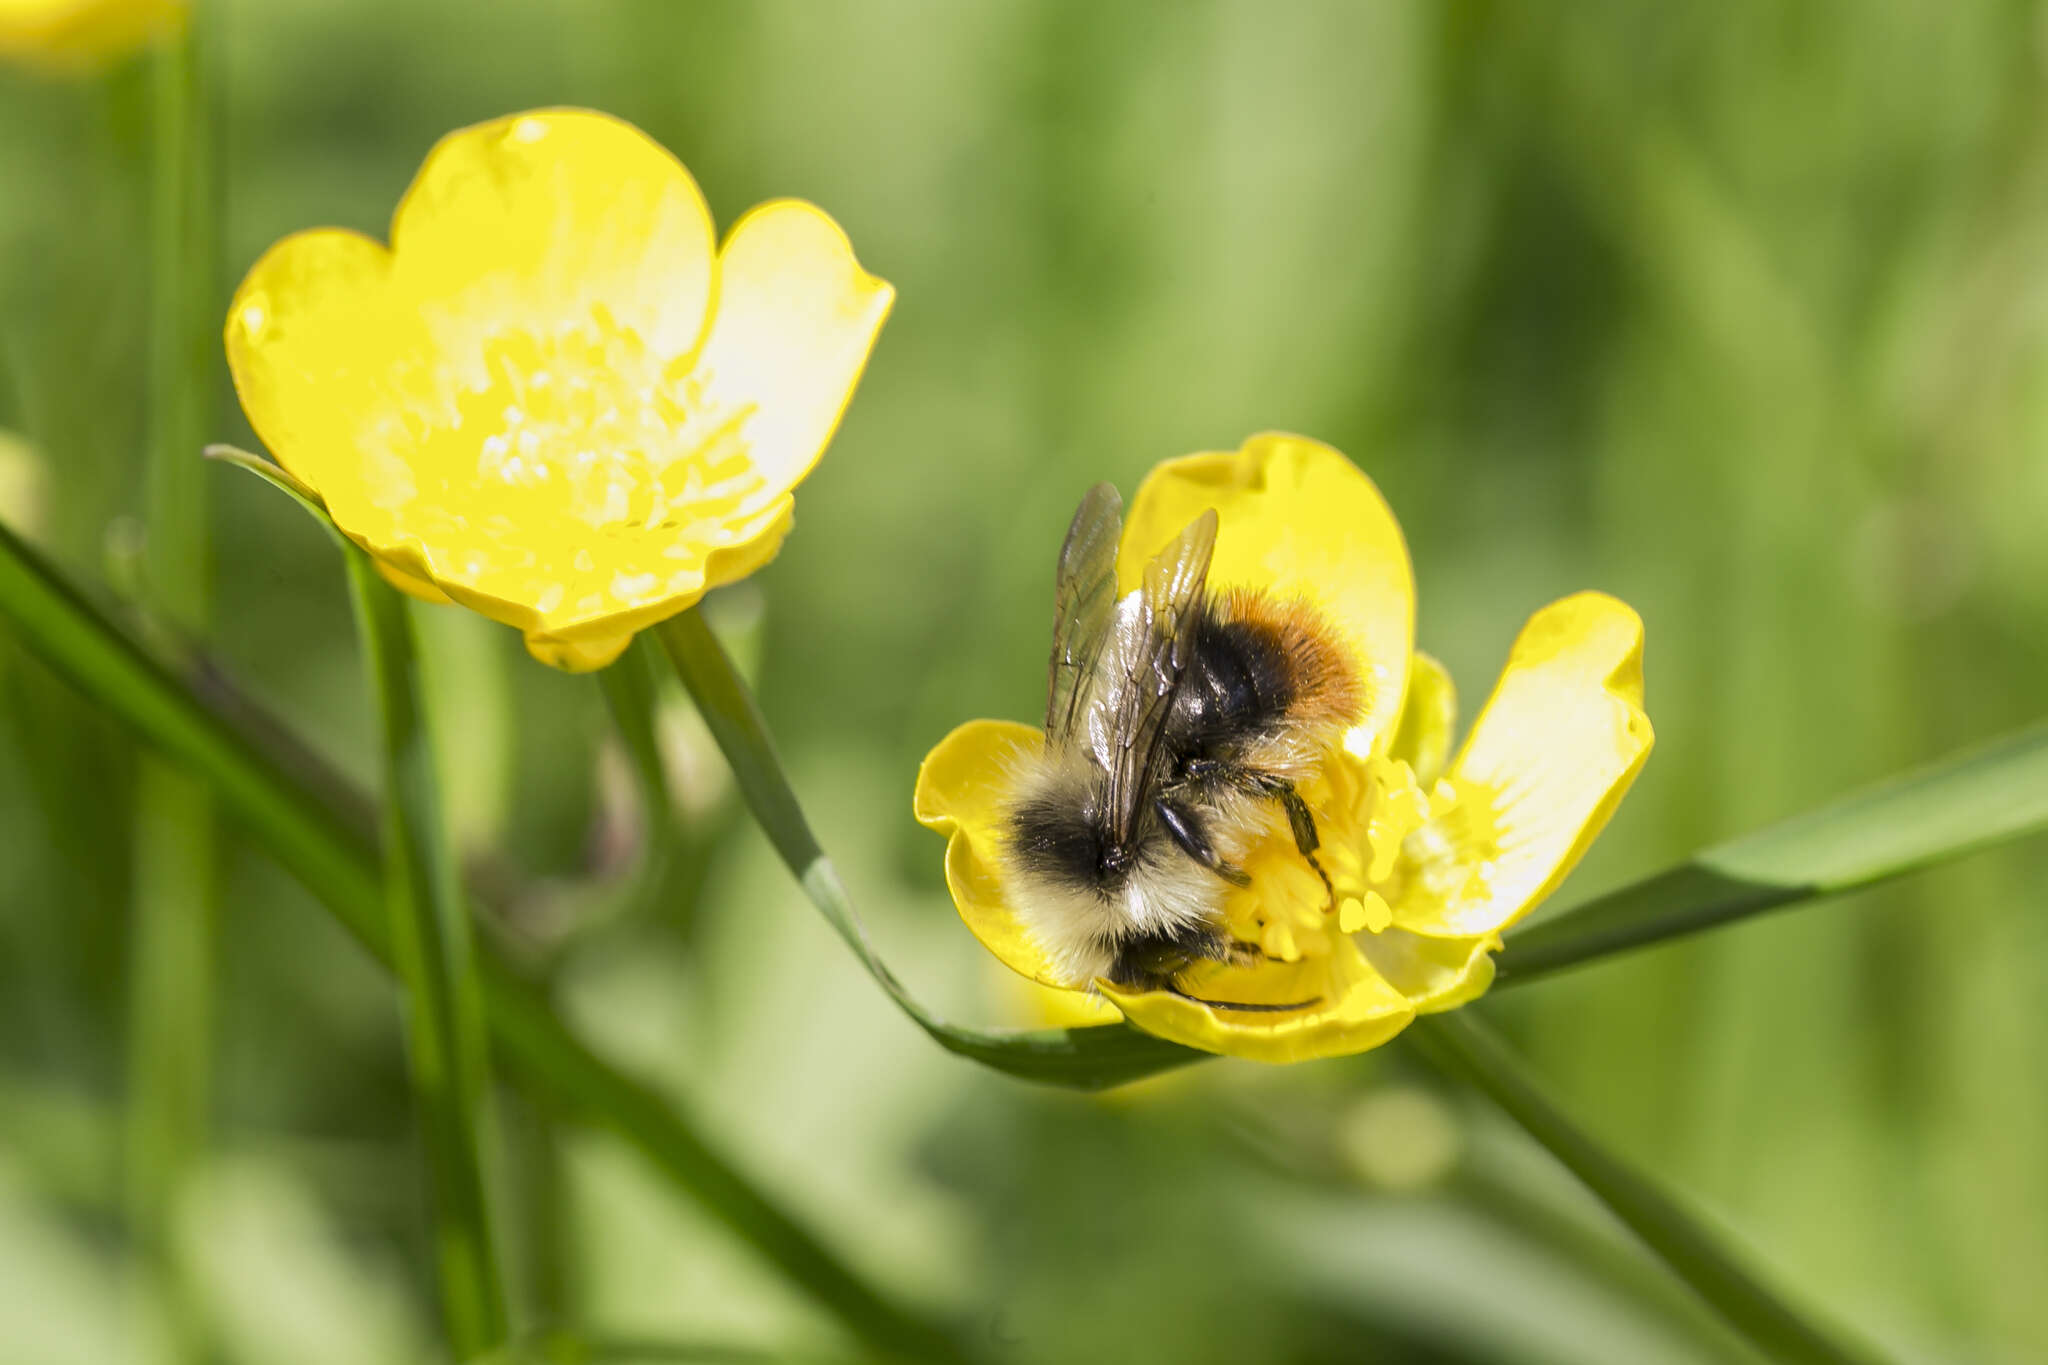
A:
599;635;675;838
345;553;509;1358
1407;1010;1890;1365
127;8;217;1359
654;608;1205;1089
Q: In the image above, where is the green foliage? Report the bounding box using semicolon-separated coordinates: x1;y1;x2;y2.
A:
346;552;509;1356
4;3;2048;1362
1409;1013;1886;1365
1499;723;2048;982
0;518;961;1363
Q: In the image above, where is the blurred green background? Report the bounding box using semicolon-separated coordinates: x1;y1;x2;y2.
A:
4;1;2047;1361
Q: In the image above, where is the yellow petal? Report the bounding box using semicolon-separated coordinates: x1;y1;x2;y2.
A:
512;500;786;672
1103;939;1414;1064
693;200;895;507
0;0;181;68
1387;651;1456;789
226;227;409;529
912;719;1068;987
1355;928;1497;1014
1393;592;1653;938
1118;433;1414;755
523;630;634;673
390;110;717;361
372;554;454;606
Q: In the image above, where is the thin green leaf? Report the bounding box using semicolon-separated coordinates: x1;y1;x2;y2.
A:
498;1331;853;1364
344;552;509;1358
654;610;1206;1090
128;16;220;1364
204;443;335;538
0;518;964;1364
1496;721;2048;983
1407;1011;1889;1365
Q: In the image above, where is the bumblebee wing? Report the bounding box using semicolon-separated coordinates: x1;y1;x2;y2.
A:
1091;508;1218;848
1044;482;1124;746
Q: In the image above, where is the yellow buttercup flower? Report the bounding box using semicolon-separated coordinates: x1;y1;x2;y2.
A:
0;0;178;68
226;109;892;670
914;433;1653;1063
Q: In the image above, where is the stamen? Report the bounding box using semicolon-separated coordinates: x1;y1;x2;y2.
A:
390;305;767;618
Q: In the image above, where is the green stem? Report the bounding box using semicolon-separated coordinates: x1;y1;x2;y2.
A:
594;635;684;922
127;10;217;1358
1408;1011;1890;1365
124;763;213;1346
654;609;1204;1089
141;6;212;615
599;635;675;837
345;554;508;1358
0;518;960;1362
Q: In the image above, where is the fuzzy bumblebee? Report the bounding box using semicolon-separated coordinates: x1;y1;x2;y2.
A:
1001;483;1364;1003
916;433;1653;1062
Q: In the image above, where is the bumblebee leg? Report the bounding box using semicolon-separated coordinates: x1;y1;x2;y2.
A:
1209;937;1297;969
1128;929;1322;1010
1153;797;1252;887
1267;781;1334;903
1165;981;1321;1013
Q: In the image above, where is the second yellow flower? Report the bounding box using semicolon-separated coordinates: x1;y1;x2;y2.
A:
226;108;893;669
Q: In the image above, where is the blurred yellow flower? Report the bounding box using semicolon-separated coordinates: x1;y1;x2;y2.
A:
226;108;892;670
0;0;177;68
914;433;1653;1063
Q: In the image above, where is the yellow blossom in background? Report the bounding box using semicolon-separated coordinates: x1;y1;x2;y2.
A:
915;433;1654;1063
0;0;178;69
225;108;892;670
0;429;46;539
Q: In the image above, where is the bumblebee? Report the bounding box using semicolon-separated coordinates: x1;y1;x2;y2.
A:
999;482;1363;1008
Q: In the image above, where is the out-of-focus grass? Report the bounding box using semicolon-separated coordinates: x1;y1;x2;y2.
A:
2;1;2045;1362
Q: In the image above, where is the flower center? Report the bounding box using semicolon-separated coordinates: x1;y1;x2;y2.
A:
437;304;760;535
1221;751;1470;962
385;304;769;620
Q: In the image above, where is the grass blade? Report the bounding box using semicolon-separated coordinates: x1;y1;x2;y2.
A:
498;1331;856;1363
0;518;964;1363
1496;721;2048;983
1407;1011;1889;1365
654;610;1205;1090
128;19;219;1362
344;552;509;1358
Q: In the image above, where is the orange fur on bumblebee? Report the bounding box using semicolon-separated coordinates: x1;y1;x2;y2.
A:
998;482;1363;1009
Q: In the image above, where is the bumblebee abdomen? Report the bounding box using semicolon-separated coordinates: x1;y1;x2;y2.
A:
1171;589;1363;778
999;757;1232;987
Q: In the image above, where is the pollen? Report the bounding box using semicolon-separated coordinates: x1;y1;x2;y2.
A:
1398;777;1507;910
1292;750;1482;947
386;302;764;624
1225;830;1337;962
